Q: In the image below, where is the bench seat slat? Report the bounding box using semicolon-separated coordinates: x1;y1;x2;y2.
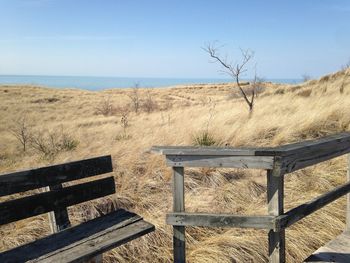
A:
0;155;113;197
0;209;155;263
0;177;115;225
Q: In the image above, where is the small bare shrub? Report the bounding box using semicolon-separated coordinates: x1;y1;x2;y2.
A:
143;91;157;113
121;113;129;133
9;117;31;152
95;97;115;116
128;82;141;113
302;74;312;82
30;128;79;158
115;111;132;140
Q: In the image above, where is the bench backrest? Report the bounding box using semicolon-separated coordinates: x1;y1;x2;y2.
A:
0;155;114;228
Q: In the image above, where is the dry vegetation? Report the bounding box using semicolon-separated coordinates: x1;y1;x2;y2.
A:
1;68;350;262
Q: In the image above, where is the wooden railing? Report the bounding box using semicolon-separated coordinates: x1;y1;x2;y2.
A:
152;132;350;263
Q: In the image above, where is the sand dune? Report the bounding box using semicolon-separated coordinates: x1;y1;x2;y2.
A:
0;68;350;262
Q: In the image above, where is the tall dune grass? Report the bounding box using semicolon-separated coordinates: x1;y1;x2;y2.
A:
0;68;350;262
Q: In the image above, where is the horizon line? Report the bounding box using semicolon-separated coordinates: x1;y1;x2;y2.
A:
0;74;303;80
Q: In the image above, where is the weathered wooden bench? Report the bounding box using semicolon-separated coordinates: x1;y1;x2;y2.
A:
0;155;155;263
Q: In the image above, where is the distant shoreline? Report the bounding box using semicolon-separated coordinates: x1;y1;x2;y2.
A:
0;75;301;91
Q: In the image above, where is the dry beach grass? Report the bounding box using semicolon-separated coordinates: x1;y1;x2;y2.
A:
0;68;350;262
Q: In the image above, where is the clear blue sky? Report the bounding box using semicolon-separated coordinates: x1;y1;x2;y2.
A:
0;0;350;79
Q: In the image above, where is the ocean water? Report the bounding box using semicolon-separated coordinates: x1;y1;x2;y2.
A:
0;75;301;91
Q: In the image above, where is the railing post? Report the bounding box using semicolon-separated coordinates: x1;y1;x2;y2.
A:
173;166;186;263
267;160;285;263
347;154;350;231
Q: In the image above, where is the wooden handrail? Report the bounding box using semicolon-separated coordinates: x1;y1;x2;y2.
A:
152;132;350;263
277;180;350;229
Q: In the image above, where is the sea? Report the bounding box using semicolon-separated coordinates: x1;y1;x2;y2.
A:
0;75;302;91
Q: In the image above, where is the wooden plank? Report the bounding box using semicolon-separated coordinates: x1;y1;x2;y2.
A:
45;184;71;233
0;177;115;225
0;155;113;197
167;212;276;230
152;133;350;173
347;154;350;231
275;132;350;155
279;133;350;173
277;180;350;229
173;167;186;263
267;162;285;263
152;133;350;157
151;145;278;156
166;155;274;169
304;231;350;262
0;209;155;263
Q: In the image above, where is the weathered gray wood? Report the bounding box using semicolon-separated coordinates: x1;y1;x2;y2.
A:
267;162;285;263
152;133;350;158
152;133;350;173
279;133;350;173
304;231;350;262
0;177;115;225
275;132;350;155
151;145;278;156
167;212;276;230
173;167;185;263
277;180;350;229
347;154;350;231
0;209;155;263
46;184;71;233
0;155;113;197
166;155;274;169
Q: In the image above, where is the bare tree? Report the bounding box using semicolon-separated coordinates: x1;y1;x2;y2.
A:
204;43;256;112
128;82;141;113
9;117;31;152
